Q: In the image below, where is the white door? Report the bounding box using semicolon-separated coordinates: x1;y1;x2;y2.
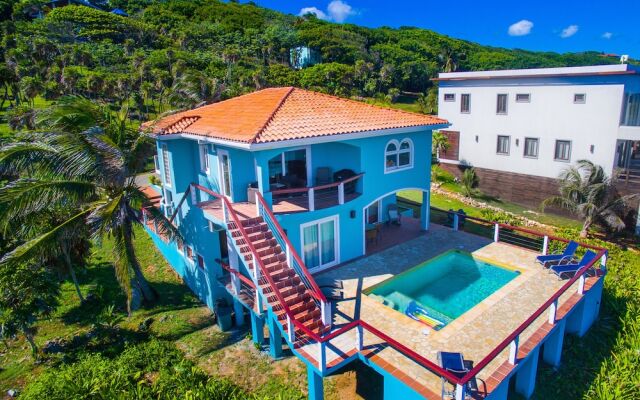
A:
218;150;232;198
301;216;339;272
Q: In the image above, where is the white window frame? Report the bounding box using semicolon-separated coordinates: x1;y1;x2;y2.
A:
496;135;510;155
516;93;531;103
460;94;471;113
161;143;172;188
153;154;160;173
299;215;340;273
554;140;572;162
497;94;508;115
523;137;539;159
196;254;205;270
217;149;233;199
198;143;210;174
365;200;382;224
573;93;586;104
384;138;414;174
444;93;455;102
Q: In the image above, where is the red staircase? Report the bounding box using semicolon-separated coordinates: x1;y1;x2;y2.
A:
227;216;330;346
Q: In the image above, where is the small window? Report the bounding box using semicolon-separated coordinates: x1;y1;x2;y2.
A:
385;139;413;172
196;254;205;270
161;144;172;187
523;137;539;158
554;140;571;161
496;94;508;114
496;135;510;155
177;239;184;254
186;246;194;260
444;93;455;102
153;155;160;173
198;143;209;173
574;93;586;104
516;93;530;103
460;94;470;113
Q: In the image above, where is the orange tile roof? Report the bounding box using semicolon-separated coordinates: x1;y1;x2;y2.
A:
143;87;448;144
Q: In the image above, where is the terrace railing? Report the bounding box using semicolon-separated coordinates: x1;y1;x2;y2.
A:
145;186;608;397
271;173;364;212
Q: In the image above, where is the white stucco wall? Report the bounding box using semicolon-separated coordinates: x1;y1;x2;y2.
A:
437;82;625;179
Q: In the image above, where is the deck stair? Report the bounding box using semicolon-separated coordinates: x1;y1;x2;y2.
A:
228;215;330;346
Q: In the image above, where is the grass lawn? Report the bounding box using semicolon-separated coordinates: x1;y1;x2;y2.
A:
398;188;582;229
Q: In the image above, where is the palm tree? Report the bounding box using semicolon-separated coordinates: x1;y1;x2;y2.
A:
0;127;177;315
542;160;638;238
432;131;450;161
168;70;224;109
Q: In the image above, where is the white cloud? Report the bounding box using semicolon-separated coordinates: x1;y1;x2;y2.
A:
508;20;534;36
560;24;579;38
602;32;613;39
327;0;355;23
299;1;356;23
298;6;329;20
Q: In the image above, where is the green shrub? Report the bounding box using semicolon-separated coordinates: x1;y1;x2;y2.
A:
479;208;522;226
431;164;456;184
461;168;478;197
149;174;162;186
21;339;246;399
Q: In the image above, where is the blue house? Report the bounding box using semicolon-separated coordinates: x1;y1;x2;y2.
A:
142;87;606;400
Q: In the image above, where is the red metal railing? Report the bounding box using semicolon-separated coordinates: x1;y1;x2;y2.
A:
158;186;608;386
255;191;327;304
218;259;256;289
271;173;364;211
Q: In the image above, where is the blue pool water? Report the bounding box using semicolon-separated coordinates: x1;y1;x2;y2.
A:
367;250;519;326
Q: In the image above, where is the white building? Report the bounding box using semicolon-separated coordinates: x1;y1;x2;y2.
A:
436;64;640;232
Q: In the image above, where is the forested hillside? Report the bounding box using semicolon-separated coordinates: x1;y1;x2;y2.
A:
0;0;623;127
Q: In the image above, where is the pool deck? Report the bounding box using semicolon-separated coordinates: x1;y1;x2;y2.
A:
310;222;597;398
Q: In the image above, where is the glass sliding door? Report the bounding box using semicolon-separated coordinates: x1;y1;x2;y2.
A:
301;216;338;272
365;201;380;224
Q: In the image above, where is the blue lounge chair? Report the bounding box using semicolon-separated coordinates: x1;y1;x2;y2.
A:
536;241;579;268
549;250;598;279
437;351;486;399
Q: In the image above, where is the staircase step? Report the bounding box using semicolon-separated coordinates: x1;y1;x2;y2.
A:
270;267;296;281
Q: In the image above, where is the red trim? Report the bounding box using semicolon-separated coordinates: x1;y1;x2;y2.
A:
255;191;328;303
218;260;256;288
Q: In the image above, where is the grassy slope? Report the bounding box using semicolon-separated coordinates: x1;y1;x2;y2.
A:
0;226;311;399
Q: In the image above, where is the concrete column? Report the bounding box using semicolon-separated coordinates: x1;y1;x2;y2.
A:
307;366;324;400
567;278;604;337
250;311;264;346
543;319;566;368
515;346;540;399
420;190;430;231
486;377;509;400
233;299;245;326
268;314;283;359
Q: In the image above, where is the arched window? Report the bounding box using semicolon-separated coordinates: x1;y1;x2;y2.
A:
385;138;413;172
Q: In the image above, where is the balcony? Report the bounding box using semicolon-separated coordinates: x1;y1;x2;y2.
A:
271;173;364;214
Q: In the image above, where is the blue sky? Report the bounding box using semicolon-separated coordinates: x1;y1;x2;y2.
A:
246;0;639;57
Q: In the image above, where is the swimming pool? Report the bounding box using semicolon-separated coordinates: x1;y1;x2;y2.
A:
366;250;520;327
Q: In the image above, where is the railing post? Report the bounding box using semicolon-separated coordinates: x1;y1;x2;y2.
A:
548;299;558;324
287;314;295;343
285;244;292;267
190;184;197;204
455;383;466;400
142;209;148;225
338;182;345;205
494;223;500;242
255;197;261;217
221;199;228;225
355;324;363;351
321;301;331;328
453;213;459;231
318;341;326;374
508;335;519;365
252;254;263;313
542;235;549;255
600;252;608;269
578;272;586;295
308;188;315;211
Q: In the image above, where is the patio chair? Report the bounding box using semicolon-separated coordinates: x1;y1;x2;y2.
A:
549;250;598;279
536;241;579;268
437;351;486;399
387;204;401;225
315;167;332;186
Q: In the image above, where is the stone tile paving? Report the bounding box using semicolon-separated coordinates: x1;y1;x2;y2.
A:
315;223;579;396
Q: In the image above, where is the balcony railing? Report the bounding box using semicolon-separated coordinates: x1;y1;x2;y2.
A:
271;173;364;212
